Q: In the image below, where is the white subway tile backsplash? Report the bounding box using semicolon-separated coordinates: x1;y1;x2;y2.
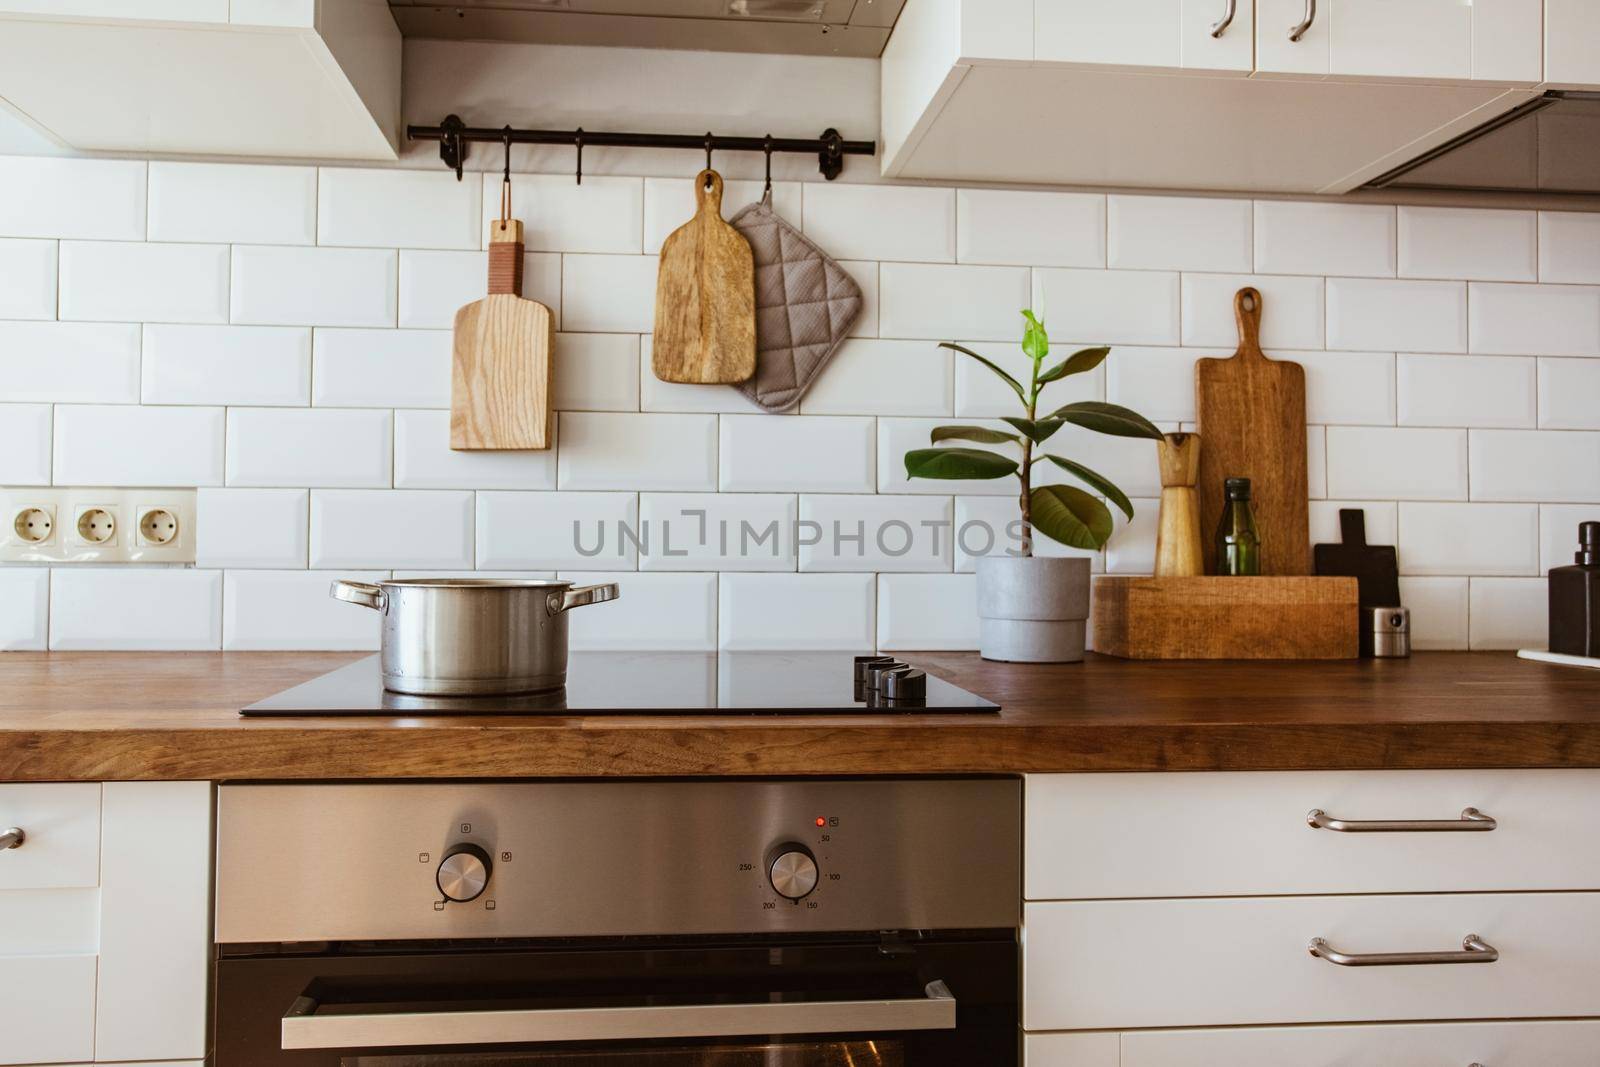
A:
639;492;796;572
1468;282;1600;357
560;411;716;491
954;495;1097;572
0;239;57;319
1539;358;1600;429
1254;201;1396;277
226;407;391;488
718;572;874;651
1326;277;1466;353
478;491;638;570
723;415;875;493
1033;269;1181;346
1104;346;1214;423
562;255;658;333
0;403;51;485
224;569;384;651
954;336;1103;419
317;168;481;250
1397;353;1535;428
1180;274;1325;350
196;488;308;568
956;189;1105;268
1469;577;1547;650
54;404;223;486
0;323;140;403
802;183;954;263
562;571;715;651
800;494;953;572
231;246;397;327
147;162;315;245
1105;497;1160;575
310;489;474;569
142;324;311;406
0;157;145;241
398;249;561;329
638;336;767;414
1108;195;1251;273
490;174;643;254
1539;212;1600;284
1326;427;1467;500
1292;350;1396;426
50;569;221;650
1398;576;1469;650
1541;504;1600;572
876;573;978;650
644;178;801;254
842;260;879;337
59;240;229;324
1397;501;1539;575
799;339;952;416
313;328;450;409
1398;207;1537;282
878;263;1030;341
555;333;640;412
1310;501;1398;546
394;409;558;490
0;568;48;651
1469;429;1600;502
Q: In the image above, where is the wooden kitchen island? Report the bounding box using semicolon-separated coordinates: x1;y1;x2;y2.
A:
1;651;1597;781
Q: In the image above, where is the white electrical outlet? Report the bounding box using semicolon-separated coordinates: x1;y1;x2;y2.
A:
1;488;197;564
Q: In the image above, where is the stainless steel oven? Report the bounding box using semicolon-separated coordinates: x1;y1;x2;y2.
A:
214;779;1020;1067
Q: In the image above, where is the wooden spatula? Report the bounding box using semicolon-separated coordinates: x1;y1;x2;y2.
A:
450;218;553;450
1196;288;1311;575
652;169;756;384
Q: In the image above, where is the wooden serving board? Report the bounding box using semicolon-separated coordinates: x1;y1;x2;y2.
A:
652;169;756;384
451;219;553;450
1091;576;1359;659
1196;288;1310;575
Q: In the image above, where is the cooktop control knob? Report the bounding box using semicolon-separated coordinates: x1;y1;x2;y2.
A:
767;843;819;901
436;842;492;903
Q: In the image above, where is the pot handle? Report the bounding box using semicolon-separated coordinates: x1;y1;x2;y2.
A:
330;580;388;614
546;583;620;615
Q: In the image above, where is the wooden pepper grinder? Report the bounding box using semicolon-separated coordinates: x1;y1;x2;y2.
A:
1155;432;1204;577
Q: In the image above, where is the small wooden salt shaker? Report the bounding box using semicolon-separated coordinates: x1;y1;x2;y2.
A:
1155;432;1204;577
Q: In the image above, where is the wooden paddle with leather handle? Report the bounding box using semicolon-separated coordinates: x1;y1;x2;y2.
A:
652;168;756;384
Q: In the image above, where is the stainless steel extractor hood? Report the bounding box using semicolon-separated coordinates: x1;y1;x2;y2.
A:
1366;91;1600;195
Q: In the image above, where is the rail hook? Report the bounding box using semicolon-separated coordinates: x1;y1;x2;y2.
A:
704;132;715;185
574;128;584;186
762;135;774;200
498;127;513;231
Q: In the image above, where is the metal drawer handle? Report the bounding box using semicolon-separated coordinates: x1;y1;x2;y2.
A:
0;827;23;850
1289;0;1316;41
1210;0;1237;37
1307;807;1496;832
1310;934;1498;967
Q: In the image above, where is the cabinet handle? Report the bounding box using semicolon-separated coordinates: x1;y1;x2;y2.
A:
1307;807;1496;832
1309;934;1498;967
1288;0;1316;41
1210;0;1237;37
0;827;24;850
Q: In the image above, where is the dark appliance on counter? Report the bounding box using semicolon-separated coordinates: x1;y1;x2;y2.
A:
213;779;1020;1067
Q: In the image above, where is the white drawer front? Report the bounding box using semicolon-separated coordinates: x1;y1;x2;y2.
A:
1025;893;1600;1030
1028;1020;1600;1066
0;783;100;890
1027;770;1600;899
0;954;96;1065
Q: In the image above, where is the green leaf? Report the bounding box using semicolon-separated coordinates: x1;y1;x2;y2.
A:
1021;309;1049;362
1037;346;1109;385
1030;484;1115;550
939;343;1025;404
1049;401;1165;441
905;447;1020;481
1000;415;1066;444
930;425;1021;445
1042;455;1135;521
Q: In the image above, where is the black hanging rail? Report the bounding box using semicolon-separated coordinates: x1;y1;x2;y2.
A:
408;114;875;183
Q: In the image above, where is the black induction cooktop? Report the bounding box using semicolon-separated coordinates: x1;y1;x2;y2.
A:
241;652;1000;716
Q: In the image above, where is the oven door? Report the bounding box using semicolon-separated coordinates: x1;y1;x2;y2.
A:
215;935;1017;1067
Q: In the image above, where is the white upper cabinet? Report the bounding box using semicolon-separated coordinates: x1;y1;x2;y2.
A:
1034;0;1252;73
1546;0;1600;87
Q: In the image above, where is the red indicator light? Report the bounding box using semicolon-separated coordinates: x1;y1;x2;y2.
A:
815;817;826;827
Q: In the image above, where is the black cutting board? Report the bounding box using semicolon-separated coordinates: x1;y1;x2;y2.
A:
1314;509;1401;657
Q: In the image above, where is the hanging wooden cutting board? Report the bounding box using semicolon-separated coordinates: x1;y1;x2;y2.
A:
652;169;756;384
450;218;553;450
1196;288;1311;575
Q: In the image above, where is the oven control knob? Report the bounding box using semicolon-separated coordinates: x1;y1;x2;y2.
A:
766;843;819;901
436;843;492;903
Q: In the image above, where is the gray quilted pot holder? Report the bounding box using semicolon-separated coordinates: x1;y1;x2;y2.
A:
726;192;864;412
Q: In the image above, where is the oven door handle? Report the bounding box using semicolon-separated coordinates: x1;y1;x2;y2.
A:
282;979;958;1050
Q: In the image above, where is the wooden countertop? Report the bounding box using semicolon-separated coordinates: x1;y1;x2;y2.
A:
0;651;1596;781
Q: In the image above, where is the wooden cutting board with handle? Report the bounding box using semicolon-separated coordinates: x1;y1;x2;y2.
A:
450;218;553;450
1196;287;1311;575
652;169;756;384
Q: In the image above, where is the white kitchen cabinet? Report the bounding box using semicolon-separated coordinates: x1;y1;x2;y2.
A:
1023;0;1252;73
1546;0;1600;87
0;955;98;1066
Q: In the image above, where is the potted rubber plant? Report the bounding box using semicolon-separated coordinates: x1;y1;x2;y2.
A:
905;310;1163;662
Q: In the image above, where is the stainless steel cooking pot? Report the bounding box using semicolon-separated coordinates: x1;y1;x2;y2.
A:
329;578;619;696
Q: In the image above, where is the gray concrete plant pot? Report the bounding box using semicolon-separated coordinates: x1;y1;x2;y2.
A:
975;556;1092;663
